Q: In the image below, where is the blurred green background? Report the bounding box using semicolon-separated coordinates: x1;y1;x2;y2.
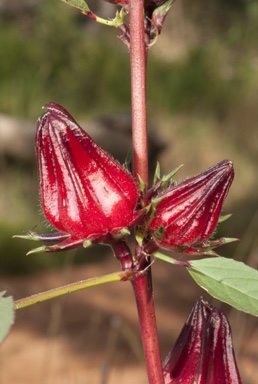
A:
0;0;258;273
0;2;258;384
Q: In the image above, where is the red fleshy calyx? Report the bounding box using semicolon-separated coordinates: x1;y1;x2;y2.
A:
32;102;139;252
147;160;234;255
163;298;242;384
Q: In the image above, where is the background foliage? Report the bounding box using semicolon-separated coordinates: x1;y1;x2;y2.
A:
0;0;257;272
0;1;257;383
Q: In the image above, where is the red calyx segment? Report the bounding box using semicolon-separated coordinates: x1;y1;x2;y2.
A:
35;102;139;251
148;160;234;252
163;298;242;384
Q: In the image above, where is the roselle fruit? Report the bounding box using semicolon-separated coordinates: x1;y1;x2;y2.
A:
163;298;242;384
147;160;234;255
25;102;140;252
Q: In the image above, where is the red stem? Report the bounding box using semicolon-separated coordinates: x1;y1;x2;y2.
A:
130;0;148;186
131;272;165;384
129;1;164;383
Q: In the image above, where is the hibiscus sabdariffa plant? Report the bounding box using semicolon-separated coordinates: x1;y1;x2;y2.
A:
19;102;240;382
1;0;257;383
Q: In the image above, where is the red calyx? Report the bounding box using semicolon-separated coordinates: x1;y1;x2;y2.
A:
163;298;242;383
147;160;234;254
35;102;139;252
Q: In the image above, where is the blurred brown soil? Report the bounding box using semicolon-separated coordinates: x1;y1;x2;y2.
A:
0;256;257;384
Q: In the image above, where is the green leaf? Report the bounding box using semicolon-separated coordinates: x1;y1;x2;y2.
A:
187;257;258;316
0;292;15;343
60;0;90;12
153;0;175;17
60;0;125;27
152;0;175;34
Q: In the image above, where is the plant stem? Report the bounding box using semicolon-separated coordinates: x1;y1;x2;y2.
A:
131;271;165;384
129;1;164;383
130;0;148;186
